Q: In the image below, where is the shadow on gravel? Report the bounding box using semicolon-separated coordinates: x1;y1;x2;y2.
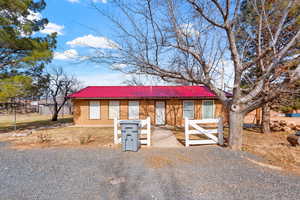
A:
0;141;8;148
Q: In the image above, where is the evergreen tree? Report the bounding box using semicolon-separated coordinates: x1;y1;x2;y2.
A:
237;0;300;133
0;75;32;102
0;0;56;76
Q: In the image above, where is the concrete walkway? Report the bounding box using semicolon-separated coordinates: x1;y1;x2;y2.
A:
151;127;182;147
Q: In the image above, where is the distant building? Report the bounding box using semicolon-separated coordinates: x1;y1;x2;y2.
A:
38;96;72;116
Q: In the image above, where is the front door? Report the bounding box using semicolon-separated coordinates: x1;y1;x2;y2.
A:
156;101;165;125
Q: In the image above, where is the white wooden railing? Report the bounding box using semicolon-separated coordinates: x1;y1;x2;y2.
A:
114;117;151;146
185;117;224;146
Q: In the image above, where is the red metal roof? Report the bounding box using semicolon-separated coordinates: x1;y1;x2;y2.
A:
68;86;221;99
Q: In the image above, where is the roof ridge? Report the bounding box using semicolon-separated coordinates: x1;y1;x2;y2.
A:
86;85;205;87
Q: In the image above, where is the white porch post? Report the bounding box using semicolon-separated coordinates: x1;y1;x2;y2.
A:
114;118;119;144
185;117;189;147
146;117;151;146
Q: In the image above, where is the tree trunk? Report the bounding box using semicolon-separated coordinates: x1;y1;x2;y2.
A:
51;103;58;121
255;108;261;125
261;103;271;134
228;111;244;150
52;110;58;121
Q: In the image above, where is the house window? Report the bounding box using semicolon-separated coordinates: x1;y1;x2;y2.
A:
109;101;120;119
89;101;100;119
183;100;194;119
128;101;139;119
202;100;214;119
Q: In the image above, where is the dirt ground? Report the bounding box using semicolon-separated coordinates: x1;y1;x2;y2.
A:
242;128;300;175
243;112;300;174
1;113;300;175
0;113;114;149
0;126;114;149
173;126;300;175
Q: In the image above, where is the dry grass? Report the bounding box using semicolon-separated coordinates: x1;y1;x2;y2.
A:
242;128;300;175
0;126;115;149
172;126;300;174
0;113;73;133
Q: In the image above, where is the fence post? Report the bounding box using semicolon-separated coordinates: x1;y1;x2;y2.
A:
146;117;151;146
185;117;189;147
218;117;224;146
114;118;119;144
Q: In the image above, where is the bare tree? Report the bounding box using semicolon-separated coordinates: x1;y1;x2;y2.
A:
45;67;81;121
237;0;300;133
89;0;300;150
123;74;169;86
123;76;148;86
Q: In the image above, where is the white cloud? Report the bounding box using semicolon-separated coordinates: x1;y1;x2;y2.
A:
179;23;200;37
18;11;64;36
27;10;42;21
93;0;108;3
17;10;42;36
54;49;78;60
67;0;80;3
111;63;127;70
40;22;64;35
66;34;118;49
17;10;41;23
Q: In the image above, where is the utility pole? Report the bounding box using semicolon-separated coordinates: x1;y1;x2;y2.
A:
13;98;17;132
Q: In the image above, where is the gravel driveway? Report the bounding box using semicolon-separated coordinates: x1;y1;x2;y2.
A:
0;144;299;200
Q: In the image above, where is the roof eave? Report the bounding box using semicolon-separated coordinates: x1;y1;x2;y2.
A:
69;96;219;100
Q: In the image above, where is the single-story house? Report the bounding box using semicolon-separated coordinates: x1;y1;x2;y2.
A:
68;86;228;127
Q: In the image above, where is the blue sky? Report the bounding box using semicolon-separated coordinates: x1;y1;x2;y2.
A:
35;0;233;88
37;0;131;86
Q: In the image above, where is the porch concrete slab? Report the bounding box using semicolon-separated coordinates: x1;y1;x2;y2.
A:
151;127;183;147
